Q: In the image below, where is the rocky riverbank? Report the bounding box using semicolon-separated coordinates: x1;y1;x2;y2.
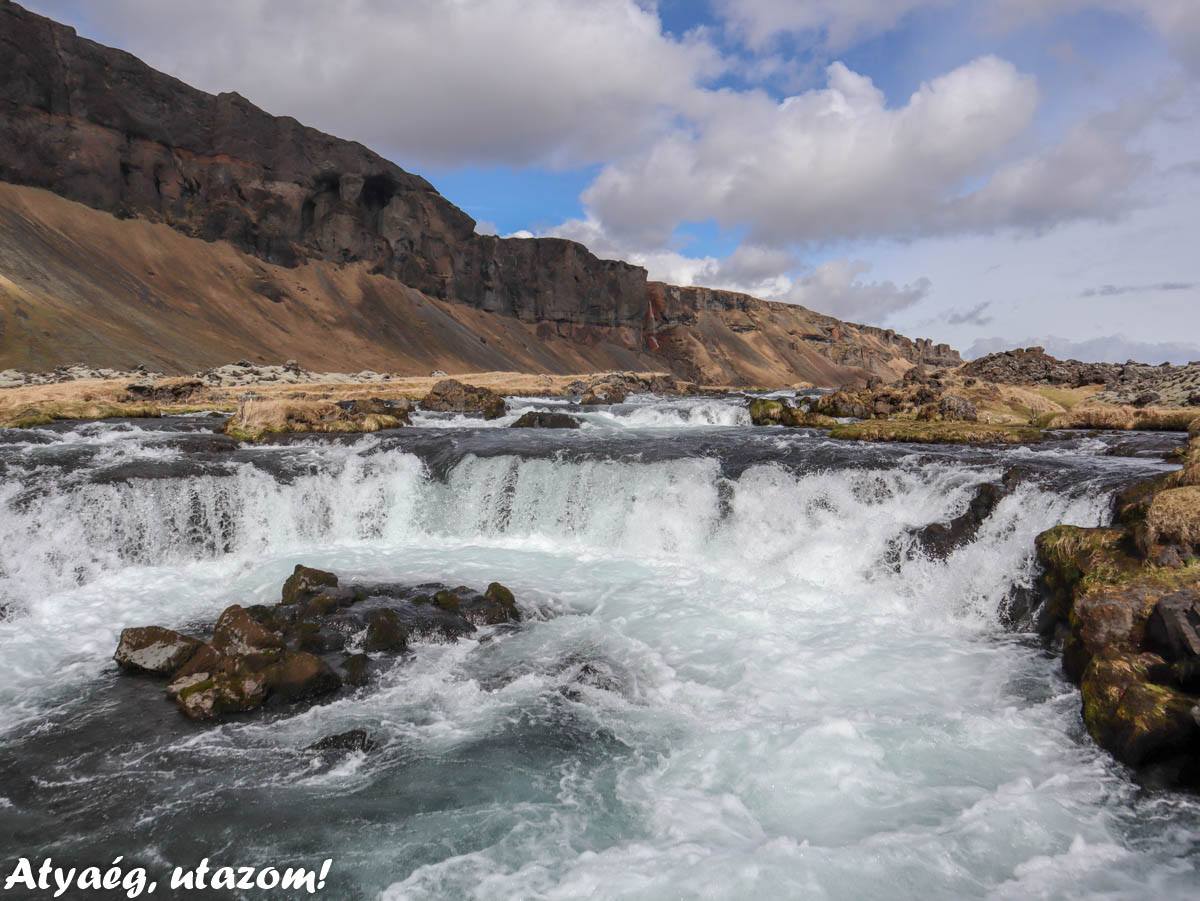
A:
1033;427;1200;785
114;565;522;721
0;367;699;436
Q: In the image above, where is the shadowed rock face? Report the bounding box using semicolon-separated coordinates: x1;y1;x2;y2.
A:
0;1;961;386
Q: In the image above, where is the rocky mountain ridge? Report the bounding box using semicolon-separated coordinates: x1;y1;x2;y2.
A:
0;0;959;386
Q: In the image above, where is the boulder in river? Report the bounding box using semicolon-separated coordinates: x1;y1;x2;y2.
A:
420;378;506;419
747;398;836;428
306;729;377;754
264;651;342;703
511;411;581;429
282;564;339;605
909;474;1021;559
115;569;524;721
581;386;626;405
114;626;203;675
365;610;407;652
223;398;407;442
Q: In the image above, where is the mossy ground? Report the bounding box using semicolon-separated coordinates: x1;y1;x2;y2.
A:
222;399;406;443
828;420;1045;444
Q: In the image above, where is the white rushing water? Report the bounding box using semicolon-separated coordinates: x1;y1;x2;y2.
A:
0;406;1197;900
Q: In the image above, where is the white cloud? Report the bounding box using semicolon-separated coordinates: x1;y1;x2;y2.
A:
576;57;1069;248
780;260;932;322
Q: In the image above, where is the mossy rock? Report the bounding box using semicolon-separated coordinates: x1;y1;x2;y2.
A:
433;589;461;613
747;398;836;428
167;671;267;720
365;609;407;652
300;593;340;618
1080;652;1199;766
341;653;372;687
485;582;516;608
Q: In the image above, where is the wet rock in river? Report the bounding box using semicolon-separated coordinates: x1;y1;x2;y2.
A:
911;482;1008;559
281;564;338;605
365;610;407;652
212;604;285;655
115;569;525;721
420;378;506;420
306;729;377;754
511;411;581;429
114;626;203;675
167;671;267;720
263;651;342;703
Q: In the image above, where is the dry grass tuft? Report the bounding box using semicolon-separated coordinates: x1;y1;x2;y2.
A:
1047;404;1199;432
1143;486;1200;549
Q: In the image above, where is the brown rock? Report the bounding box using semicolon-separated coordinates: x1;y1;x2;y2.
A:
211;605;285;655
263;651;341;703
113;626;202;675
167;671;267;720
281;564;339;605
1080;652;1199;766
511;411;581;429
420;379;506;419
1146;592;1200;660
364;610;407;652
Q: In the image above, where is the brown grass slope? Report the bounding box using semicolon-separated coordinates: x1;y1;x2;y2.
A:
0;183;659;376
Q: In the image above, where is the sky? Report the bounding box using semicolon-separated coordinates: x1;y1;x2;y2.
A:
23;0;1200;362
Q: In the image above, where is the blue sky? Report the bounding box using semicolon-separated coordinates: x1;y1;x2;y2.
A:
23;0;1200;362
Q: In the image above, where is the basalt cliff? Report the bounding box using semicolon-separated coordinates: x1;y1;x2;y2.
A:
0;0;959;385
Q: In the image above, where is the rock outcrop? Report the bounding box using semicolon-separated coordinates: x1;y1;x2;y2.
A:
0;2;959;388
115;566;523;720
1033;434;1200;784
511;411;582;429
221;397;409;442
963;348;1200;407
419;378;506;419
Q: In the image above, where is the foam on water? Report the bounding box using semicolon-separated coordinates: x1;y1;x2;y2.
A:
0;415;1197;899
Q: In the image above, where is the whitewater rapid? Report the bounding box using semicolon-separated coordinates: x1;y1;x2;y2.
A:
0;397;1196;899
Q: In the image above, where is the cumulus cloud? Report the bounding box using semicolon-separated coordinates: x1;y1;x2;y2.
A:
945;301;995;326
579;56;1167;249
779;260;932;323
27;0;1170;255
966;334;1200;364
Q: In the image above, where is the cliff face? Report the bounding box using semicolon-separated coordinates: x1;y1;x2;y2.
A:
0;0;645;330
0;0;961;385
